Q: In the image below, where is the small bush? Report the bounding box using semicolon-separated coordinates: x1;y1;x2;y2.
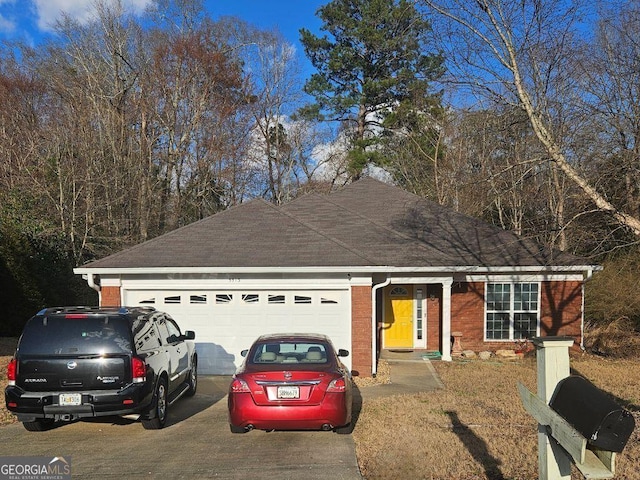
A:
584;317;640;358
586;250;640;330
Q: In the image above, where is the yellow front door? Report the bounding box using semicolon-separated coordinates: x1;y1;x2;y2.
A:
383;285;413;348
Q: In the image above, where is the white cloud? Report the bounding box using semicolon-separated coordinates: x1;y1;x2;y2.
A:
0;0;16;34
34;0;153;31
0;13;15;34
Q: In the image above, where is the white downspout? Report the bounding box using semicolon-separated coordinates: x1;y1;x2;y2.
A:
371;274;391;377
86;273;100;292
581;268;594;351
85;273;101;304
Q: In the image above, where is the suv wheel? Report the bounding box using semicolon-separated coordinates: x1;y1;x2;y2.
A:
185;358;197;397
142;378;168;430
23;419;56;432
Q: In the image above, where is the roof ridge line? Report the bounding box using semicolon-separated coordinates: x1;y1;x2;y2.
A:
322;191;458;261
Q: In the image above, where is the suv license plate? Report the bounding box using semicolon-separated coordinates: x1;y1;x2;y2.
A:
277;386;299;399
59;393;82;406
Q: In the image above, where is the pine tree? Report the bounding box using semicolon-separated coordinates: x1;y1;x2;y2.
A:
299;0;444;178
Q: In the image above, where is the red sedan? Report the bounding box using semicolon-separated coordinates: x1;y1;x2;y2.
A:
228;333;353;433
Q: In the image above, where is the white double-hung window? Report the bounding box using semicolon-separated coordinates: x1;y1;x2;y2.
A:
485;282;540;340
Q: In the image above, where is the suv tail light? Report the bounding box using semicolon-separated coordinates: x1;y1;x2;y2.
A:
327;377;346;393
132;357;146;383
230;378;250;393
7;358;17;385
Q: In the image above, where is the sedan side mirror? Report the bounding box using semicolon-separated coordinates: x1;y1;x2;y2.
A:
337;349;349;357
241;349;248;357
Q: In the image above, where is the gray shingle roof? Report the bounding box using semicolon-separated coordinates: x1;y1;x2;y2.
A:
81;177;589;270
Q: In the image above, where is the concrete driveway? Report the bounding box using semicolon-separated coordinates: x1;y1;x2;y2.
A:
0;376;362;479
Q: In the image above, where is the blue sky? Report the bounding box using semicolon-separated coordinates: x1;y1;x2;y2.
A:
0;0;326;73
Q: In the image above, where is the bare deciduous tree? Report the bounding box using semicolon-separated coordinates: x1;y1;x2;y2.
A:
422;0;640;237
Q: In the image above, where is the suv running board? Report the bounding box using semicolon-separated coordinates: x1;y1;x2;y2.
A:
167;382;190;406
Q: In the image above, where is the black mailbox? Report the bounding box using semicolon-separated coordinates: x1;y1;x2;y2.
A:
549;375;635;453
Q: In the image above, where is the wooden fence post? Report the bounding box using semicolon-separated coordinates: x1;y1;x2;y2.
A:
532;336;575;480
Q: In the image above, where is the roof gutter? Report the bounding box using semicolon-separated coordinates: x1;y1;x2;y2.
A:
74;264;601;275
371;274;391;377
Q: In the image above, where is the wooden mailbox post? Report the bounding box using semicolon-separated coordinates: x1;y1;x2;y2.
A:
518;337;634;480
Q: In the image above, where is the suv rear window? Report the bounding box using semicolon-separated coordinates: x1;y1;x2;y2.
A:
18;315;132;355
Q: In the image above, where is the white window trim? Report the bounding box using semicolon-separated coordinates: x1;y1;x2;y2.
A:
484;281;541;341
414;286;427;348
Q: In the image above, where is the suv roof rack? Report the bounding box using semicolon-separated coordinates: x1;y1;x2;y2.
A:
36;306;157;316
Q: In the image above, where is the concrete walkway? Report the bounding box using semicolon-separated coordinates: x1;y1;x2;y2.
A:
359;350;444;400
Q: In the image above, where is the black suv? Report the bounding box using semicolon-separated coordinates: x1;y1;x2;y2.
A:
5;306;197;431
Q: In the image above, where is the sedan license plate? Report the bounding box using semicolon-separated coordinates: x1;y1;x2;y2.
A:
277;385;299;399
59;393;82;406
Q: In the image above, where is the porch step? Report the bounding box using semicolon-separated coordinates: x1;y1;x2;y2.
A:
380;349;435;362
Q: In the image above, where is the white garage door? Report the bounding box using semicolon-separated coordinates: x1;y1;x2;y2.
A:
123;289;352;374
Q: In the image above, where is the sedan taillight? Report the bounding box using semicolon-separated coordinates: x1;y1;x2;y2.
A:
327;377;346;393
132;357;146;383
230;378;250;393
7;358;17;385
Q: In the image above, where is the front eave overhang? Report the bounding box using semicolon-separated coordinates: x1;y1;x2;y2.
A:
74;264;602;276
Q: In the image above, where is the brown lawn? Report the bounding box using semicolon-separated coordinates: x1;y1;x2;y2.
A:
354;355;640;479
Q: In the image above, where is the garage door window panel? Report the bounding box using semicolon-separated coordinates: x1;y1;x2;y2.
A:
320;296;339;305
242;294;260;304
216;294;233;304
268;294;286;304
190;295;207;304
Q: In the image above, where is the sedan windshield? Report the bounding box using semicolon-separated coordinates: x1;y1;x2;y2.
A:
250;341;329;365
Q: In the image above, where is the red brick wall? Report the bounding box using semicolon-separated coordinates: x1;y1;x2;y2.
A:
450;282;486;351
100;286;121;307
540;280;583;342
426;285;441;351
351;285;372;377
